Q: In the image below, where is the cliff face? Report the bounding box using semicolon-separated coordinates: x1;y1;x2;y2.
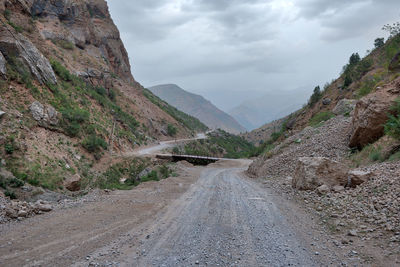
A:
25;0;134;84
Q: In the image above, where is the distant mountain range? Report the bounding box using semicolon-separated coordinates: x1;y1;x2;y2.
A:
229;88;310;131
149;84;246;134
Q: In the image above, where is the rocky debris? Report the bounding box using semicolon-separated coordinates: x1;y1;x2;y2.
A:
0;51;6;76
347;170;373;187
322;98;331;105
0;30;57;84
332;99;357;115
64;174;81;192
349;82;400;148
248;116;352;178
30;101;59;126
0;199;53;222
292;157;349;190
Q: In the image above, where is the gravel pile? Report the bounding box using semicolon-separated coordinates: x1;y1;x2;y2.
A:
258;159;400;263
248;115;352;177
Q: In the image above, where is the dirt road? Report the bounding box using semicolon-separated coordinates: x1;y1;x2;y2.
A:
127;161;318;266
0;158;341;266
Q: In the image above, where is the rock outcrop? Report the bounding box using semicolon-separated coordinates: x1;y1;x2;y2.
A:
349;81;400;148
292;157;349;190
0;51;6;76
0;29;57;84
347;170;373;188
332;99;357;115
30;0;134;84
30;101;59;126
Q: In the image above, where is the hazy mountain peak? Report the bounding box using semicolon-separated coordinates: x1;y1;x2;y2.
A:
149;84;246;134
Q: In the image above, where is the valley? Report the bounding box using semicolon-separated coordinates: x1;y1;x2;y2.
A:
0;0;400;266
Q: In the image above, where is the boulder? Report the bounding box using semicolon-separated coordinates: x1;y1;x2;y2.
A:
64;174;81;191
292;157;349;190
332;185;345;192
0;110;5;118
347;170;373;187
332;99;357;115
322;98;332;105
0;51;6;76
316;184;330;194
349;83;400;148
30;101;59;126
0;29;57;84
34;200;52;212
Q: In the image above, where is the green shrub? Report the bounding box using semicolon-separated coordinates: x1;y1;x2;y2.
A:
8;21;23;33
4;9;11;20
159;165;171;179
60;107;89;137
50;59;73;81
82;134;107;153
308;86;322;107
384;98;400;139
374;38;385;48
7;178;24;188
57;40;74;50
5;189;16;199
0;176;6;189
4;143;14;154
95;86;107;96
141;170;159;182
369;149;383;162
309;111;335;127
167;124;177;136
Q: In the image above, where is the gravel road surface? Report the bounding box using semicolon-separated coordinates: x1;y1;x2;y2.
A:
123;161;318;267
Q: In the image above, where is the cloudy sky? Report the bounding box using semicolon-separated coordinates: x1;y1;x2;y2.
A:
107;0;399;112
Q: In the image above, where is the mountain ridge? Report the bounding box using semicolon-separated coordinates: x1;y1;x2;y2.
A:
149;84;246;134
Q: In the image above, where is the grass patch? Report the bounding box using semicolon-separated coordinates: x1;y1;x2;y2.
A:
176;129;256;159
309;111;335;127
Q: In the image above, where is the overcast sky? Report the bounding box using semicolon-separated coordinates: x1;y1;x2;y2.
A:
107;0;399;112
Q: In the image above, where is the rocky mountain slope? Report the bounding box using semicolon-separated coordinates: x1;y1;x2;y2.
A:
149;84;246;134
0;0;206;199
247;30;400;264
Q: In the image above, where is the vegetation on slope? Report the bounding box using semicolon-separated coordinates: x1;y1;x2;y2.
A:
172;129;255;159
143;88;208;133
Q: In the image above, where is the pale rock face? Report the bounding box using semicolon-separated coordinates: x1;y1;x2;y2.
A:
332;99;357;115
292;157;349;190
0;51;6;76
30;101;59;126
0;29;57;84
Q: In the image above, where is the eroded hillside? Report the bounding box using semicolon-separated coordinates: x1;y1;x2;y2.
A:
0;0;207;197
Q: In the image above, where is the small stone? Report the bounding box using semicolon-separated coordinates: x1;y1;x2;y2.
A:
0;110;5;118
348;230;357;237
316;184;330;195
17;210;28;218
332;185;345;192
195;260;199;264
315;251;320;255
